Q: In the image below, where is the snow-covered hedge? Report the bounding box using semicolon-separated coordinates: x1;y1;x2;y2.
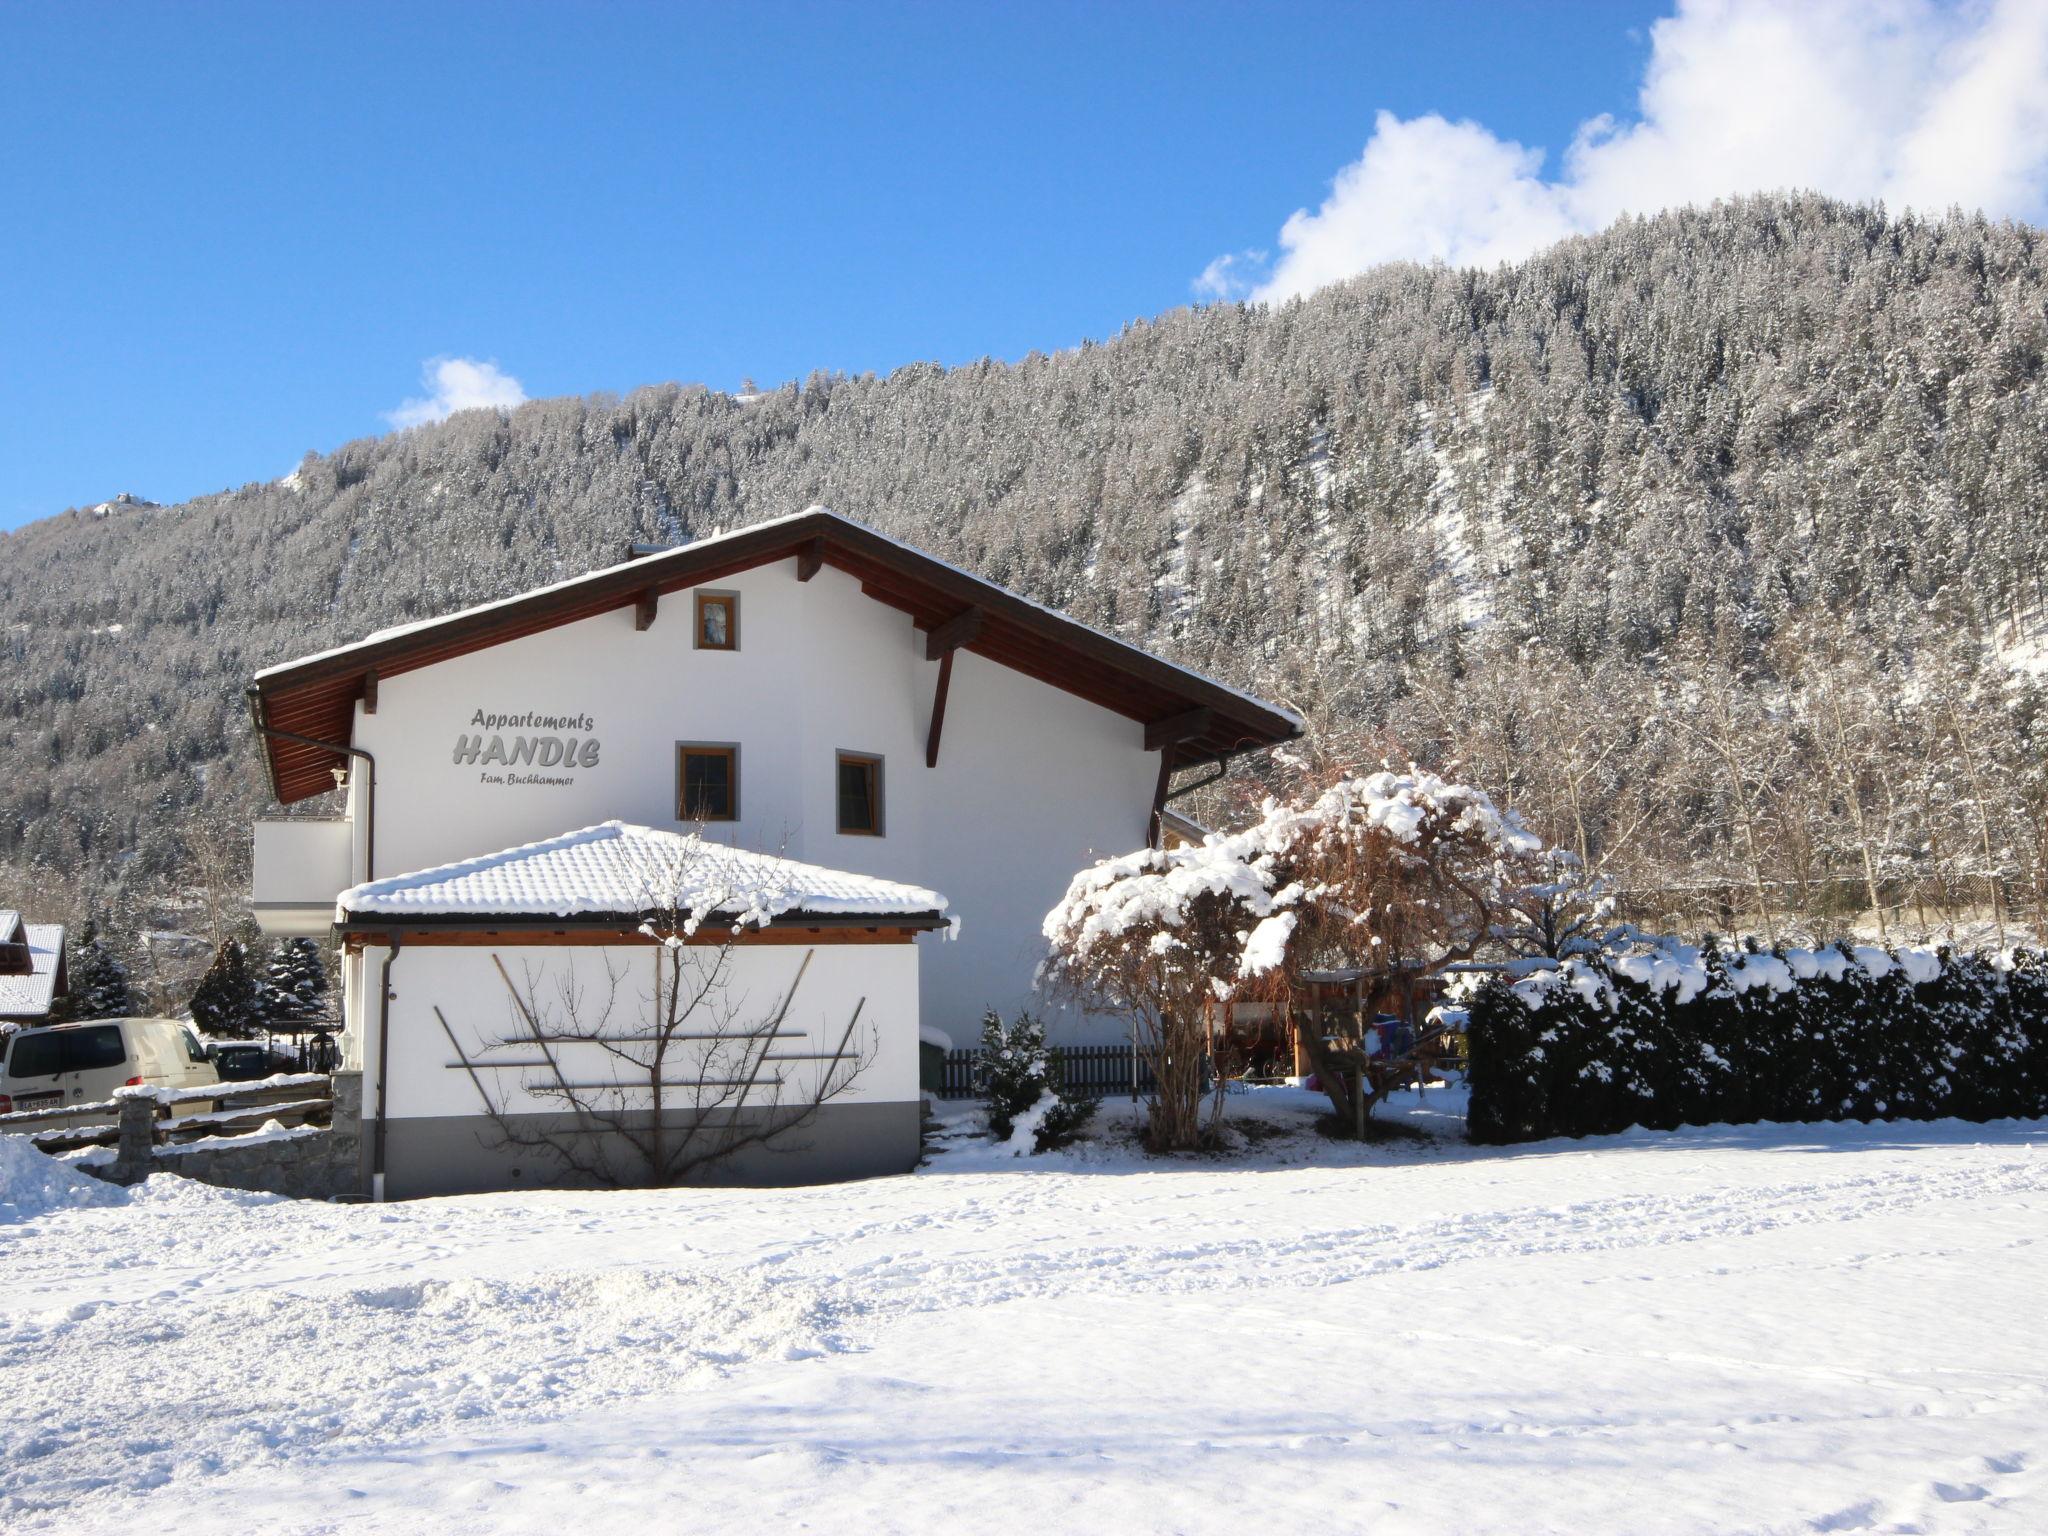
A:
1466;940;2048;1144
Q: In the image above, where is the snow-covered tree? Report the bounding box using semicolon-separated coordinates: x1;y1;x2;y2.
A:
56;920;137;1021
260;937;329;1026
1046;765;1550;1143
189;938;265;1038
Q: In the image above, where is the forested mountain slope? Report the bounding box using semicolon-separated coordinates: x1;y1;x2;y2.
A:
5;194;2047;971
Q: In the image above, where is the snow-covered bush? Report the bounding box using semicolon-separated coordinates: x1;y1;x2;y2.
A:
1044;764;1551;1145
1467;939;2048;1143
973;1010;1095;1153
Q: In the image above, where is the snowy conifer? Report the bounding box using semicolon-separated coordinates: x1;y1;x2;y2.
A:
57;920;137;1021
973;1010;1095;1153
189;939;265;1038
260;937;330;1026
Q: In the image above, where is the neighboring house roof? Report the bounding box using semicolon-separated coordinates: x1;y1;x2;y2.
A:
251;506;1302;803
0;923;68;1021
334;821;950;930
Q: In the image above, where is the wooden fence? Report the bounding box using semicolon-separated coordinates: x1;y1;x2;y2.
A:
934;1045;1157;1101
0;1074;334;1156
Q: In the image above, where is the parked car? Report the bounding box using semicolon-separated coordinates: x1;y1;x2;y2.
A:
205;1040;281;1082
0;1017;220;1114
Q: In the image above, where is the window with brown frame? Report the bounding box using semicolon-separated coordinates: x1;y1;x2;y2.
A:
694;591;738;651
836;751;883;836
677;743;739;822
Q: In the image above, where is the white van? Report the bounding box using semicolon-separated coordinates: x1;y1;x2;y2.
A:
0;1017;219;1114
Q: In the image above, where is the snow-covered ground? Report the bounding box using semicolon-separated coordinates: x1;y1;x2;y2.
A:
4;1086;2046;1533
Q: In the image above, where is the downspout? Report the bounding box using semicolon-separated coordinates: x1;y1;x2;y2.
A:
1164;750;1234;805
1151;750;1235;847
244;686;378;881
372;931;402;1202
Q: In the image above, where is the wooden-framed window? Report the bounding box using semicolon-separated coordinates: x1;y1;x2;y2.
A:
836;751;883;836
677;743;739;822
694;591;738;651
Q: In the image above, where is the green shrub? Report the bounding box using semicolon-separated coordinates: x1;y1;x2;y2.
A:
973;1009;1097;1152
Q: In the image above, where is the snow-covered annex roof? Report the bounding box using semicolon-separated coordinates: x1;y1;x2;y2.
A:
251;506;1301;803
0;921;67;1022
335;821;949;932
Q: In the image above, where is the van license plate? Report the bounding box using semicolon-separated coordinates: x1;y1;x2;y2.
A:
11;1092;62;1112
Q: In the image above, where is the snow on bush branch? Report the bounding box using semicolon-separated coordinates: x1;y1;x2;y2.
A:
1043;767;1544;994
1040;766;1550;1150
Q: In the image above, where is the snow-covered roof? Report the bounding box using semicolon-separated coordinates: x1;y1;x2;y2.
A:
336;821;949;930
0;924;66;1021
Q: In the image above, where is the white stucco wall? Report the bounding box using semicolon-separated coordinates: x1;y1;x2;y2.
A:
345;556;1158;1045
368;939;920;1123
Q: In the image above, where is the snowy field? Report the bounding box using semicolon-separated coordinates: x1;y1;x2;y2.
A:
4;1086;2046;1534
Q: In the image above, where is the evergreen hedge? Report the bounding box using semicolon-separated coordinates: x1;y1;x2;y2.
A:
1466;941;2048;1144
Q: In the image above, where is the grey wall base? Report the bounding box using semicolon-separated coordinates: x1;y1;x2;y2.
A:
380;1099;923;1199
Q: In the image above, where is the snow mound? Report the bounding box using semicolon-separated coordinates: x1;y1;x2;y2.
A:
0;1135;123;1223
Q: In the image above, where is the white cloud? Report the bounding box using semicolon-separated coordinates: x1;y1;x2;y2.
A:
1212;0;2048;305
1193;249;1267;300
384;357;528;429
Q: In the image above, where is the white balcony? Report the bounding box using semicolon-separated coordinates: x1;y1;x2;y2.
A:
252;818;354;936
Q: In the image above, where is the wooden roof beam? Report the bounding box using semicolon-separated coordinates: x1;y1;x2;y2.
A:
634;587;659;632
925;605;984;661
925;650;956;769
1145;706;1213;753
796;538;826;582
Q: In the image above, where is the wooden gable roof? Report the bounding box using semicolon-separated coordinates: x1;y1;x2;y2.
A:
248;507;1302;804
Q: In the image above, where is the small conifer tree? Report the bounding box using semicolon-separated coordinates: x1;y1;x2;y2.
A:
189;939;265;1038
261;937;330;1026
57;920;137;1021
973;1009;1096;1152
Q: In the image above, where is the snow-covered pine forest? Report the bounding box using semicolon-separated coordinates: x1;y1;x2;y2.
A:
5;194;2047;999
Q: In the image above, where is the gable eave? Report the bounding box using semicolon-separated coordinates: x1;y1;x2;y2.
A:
250;508;1301;804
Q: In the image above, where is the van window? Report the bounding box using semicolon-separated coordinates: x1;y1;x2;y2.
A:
2;1026;126;1080
65;1026;128;1073
7;1031;61;1080
182;1027;209;1065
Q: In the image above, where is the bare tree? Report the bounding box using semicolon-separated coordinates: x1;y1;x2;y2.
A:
437;847;874;1187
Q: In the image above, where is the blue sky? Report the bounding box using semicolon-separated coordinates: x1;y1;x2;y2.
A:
0;1;1655;528
5;1;2043;532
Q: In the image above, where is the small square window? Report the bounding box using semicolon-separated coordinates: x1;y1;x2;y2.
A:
836;752;883;836
695;592;738;651
677;744;738;822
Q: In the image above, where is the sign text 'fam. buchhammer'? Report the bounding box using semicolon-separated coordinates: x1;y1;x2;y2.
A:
452;710;600;787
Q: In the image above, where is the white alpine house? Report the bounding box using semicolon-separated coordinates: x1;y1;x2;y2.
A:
246;507;1299;1195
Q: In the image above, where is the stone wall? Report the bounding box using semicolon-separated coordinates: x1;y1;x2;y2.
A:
98;1072;368;1201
